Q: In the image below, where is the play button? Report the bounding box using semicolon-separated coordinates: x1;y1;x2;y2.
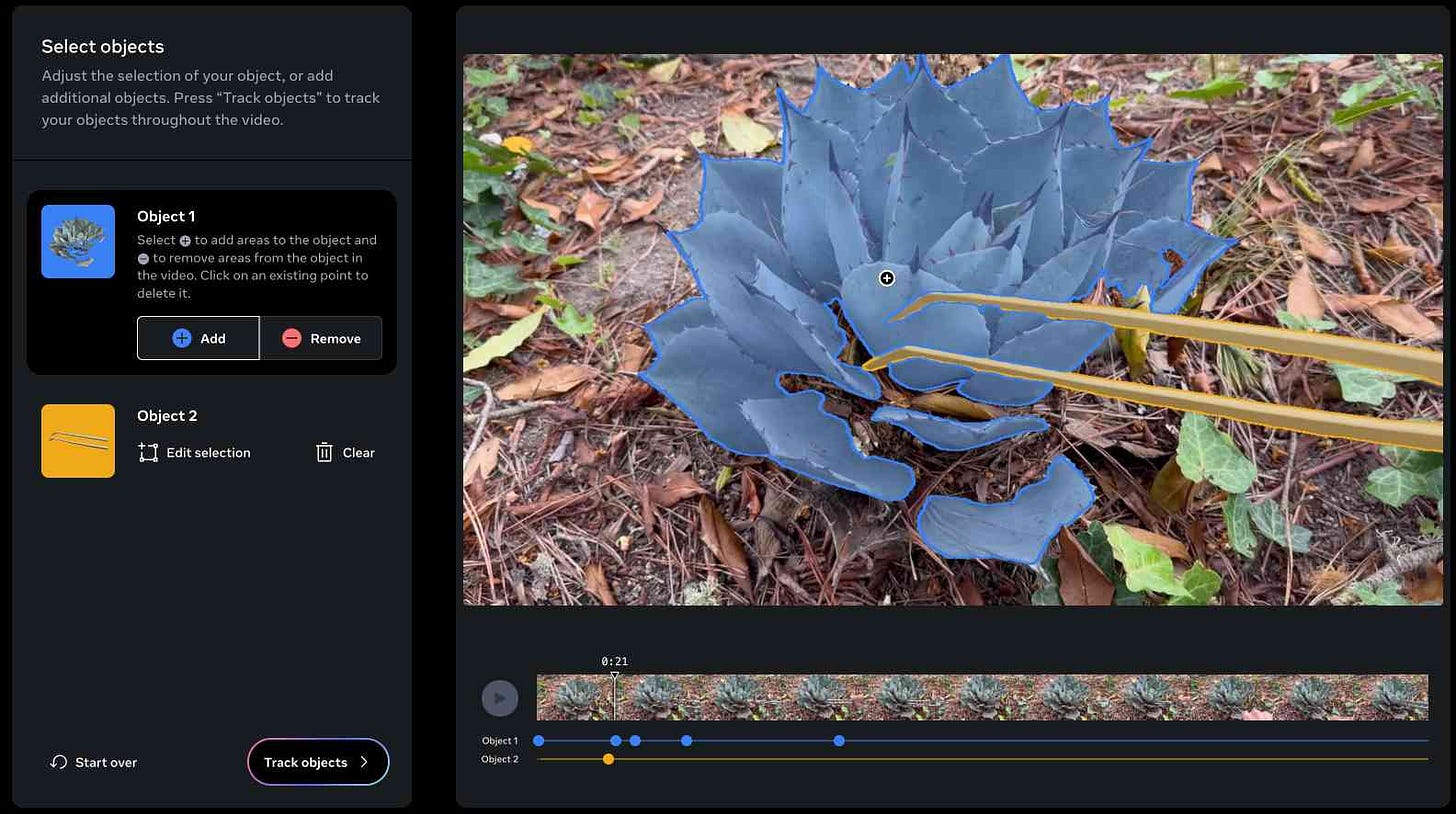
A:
481;679;520;717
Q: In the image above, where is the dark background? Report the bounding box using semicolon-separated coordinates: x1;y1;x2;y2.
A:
453;4;1450;808
11;5;413;806
5;3;1449;810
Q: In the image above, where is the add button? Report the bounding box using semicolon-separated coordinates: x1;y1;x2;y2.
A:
137;316;260;360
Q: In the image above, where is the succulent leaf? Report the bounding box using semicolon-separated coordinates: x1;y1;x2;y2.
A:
643;56;1231;564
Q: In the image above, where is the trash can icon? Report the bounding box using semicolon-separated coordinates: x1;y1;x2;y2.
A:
316;442;333;463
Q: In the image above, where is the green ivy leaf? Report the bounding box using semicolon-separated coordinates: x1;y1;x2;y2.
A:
465;64;520;88
1106;525;1187;598
549;301;596;339
1332;91;1417;130
1338;75;1389;107
1353;581;1412;606
1176;413;1257;494
1167;562;1222;606
1331;363;1418;405
1255;69;1297;90
1030;548;1063;606
1221;493;1260;558
1365;466;1436;507
1077;522;1145;605
1380;446;1443;475
1270;54;1345;65
1275;310;1337;332
464;254;527;298
1247;500;1312;552
483;96;509;118
519;200;565;233
580;81;618;111
1168;75;1248;101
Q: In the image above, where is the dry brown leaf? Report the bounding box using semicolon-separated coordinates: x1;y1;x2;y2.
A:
1285;262;1324;321
574;190;611;230
465;436;501;485
699;494;751;593
520;196;563;222
1149;457;1196;515
647;471;707;507
620;187;665;224
1197;153;1223;175
1318;138;1358;156
583;561;618;606
956;572;985;606
1264;175;1293;202
1323;292;1389;313
496;364;595;400
1258;197;1296;218
1056;529;1114;606
1404;562;1443;604
1351;195;1415;214
1364;242;1419;265
1369;299;1442;342
1351;241;1378;294
1122;525;1190;561
1296;221;1346;266
1346;138;1375;176
1310;565;1351;595
618;342;650;374
909;391;1002;421
582;156;629;177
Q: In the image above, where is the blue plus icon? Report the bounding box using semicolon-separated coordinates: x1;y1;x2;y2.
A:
171;327;192;348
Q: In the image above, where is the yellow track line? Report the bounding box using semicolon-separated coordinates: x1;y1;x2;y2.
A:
862;346;1443;452
892;292;1444;385
541;756;1427;763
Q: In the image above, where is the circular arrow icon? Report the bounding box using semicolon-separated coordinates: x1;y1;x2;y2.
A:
49;754;68;770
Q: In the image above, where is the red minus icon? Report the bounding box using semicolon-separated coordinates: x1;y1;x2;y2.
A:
281;327;303;349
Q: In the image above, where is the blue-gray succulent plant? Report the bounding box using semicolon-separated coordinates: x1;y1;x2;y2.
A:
641;55;1234;565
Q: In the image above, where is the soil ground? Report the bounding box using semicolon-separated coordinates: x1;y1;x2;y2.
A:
465;53;1444;607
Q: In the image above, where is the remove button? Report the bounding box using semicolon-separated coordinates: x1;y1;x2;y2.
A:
263;317;383;360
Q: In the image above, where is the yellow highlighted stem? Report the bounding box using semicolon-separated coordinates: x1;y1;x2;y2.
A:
891;292;1443;385
862;346;1442;452
542;756;1425;763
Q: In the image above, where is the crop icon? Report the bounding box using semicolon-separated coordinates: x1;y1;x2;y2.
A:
641;55;1233;563
41;204;116;279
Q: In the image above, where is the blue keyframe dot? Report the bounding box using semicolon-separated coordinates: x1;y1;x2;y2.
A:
833;735;846;747
628;735;642;747
532;735;544;747
609;735;622;747
680;735;693;747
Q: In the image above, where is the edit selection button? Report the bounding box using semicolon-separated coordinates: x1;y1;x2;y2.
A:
262;317;383;360
246;738;389;787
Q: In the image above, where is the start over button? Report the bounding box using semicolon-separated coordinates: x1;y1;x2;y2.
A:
262;316;383;360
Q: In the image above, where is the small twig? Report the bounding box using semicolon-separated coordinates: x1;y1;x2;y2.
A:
464;400;553;424
1258;447;1366;502
1326;543;1444;606
1280;433;1298;606
463;379;497;467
